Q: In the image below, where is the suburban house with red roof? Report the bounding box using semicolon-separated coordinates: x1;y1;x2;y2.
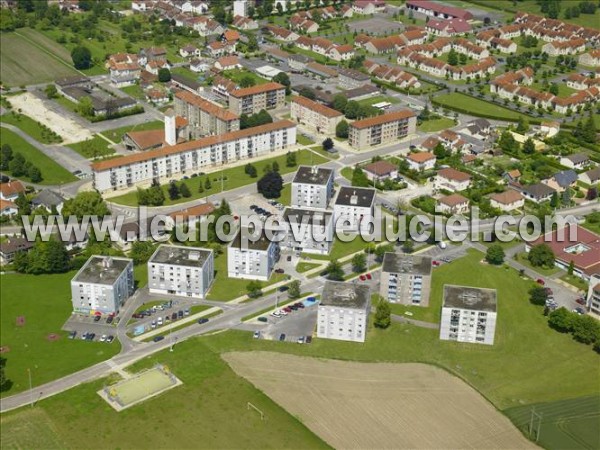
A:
406;151;436;171
489;190;525;212
435;168;471;191
436;193;469;214
426;18;471;37
363;160;398;182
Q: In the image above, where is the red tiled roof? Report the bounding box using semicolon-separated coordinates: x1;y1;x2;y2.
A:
229;82;285;98
291;96;343;118
363;160;397;176
0;181;25;198
175;90;239;121
490;190;524;205
169;202;216;220
437;167;471;182
407;151;435;163
439;193;468;206
350;110;416;129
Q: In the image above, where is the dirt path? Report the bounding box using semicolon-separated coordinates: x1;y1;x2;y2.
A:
223;351;537;450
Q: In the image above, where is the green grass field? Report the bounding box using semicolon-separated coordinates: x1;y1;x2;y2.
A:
119;84;146;101
0;113;62;144
504;395;600;450
0;129;77;184
417;117;455;133
434;93;532;122
0;272;121;397
0;31;78;87
222;68;269;86
68;135;115;159
110;149;327;207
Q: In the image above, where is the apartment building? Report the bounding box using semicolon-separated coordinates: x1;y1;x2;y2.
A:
317;281;370;343
439;285;498;346
291;166;335;210
333;186;376;232
586;274;600;316
290;96;344;135
71;256;134;315
147;245;214;298
174;90;240;138
380;253;432;306
92;120;297;192
337;68;371;89
281;207;334;255
227;228;280;281
228;82;286;115
348;110;417;150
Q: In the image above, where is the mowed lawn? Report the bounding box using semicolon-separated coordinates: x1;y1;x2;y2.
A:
0;272;121;397
110;149;328;206
0;339;328;450
417;117;455;133
434;93;532;122
0;129;77;184
0;31;78;87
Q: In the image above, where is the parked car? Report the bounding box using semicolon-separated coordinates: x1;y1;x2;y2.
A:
153;336;165;342
157;317;163;326
283;307;292;313
151;321;157;329
106;335;114;343
271;311;281;317
536;278;545;285
178;310;184;318
184;309;190;316
86;333;95;341
253;331;261;339
359;275;366;281
81;332;88;340
295;303;304;309
198;318;209;324
279;333;286;341
432;261;440;267
94;315;101;322
100;334;107;342
297;336;305;344
545;287;553;295
258;316;268;322
106;316;113;324
279;286;289;292
287;255;292;262
305;336;312;344
366;273;372;280
576;297;586;305
275;268;285;274
68;331;77;339
171;312;178;320
306;297;316;302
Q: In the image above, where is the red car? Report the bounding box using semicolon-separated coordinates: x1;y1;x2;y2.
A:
432;261;440;267
359;275;366;281
536;278;545;285
366;273;372;280
576;298;586;306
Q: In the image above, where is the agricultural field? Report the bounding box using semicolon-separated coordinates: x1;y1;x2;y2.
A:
0;129;77;184
0;272;121;397
0;31;78;87
225;352;535;449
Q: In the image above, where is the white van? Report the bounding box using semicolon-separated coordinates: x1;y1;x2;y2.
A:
438;241;447;249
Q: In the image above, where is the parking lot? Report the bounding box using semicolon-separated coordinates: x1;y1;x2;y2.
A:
252;298;319;343
347;17;405;36
62;313;118;343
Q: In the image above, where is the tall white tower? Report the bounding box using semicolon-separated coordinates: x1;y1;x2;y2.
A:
164;108;176;146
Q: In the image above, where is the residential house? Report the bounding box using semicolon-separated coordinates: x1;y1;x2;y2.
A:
435;168;471;191
0;199;17;216
579;167;600;185
352;0;386;15
406;0;473;20
489;190;525;211
232;15;258;30
0;181;25;201
337;68;371;89
543;169;578;193
190;58;210;73
436;193;469;214
560;153;589;170
31;189;65;213
179;44;199;58
426;18;471;37
328;44;355;62
517;182;556;203
578;49;600;67
363;160;398;182
541;38;586;57
406;151;436;171
0;237;34;264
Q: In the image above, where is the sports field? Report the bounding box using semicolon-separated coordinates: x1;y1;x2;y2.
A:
0;31;78;87
224;352;535;449
105;367;179;409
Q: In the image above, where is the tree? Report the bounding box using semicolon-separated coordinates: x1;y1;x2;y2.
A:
15;192;31;216
245;163;258;178
516;116;529;133
71;45;92;69
15;238;70;274
549;82;559;95
8;153;26;177
529;285;548;306
44;84;58;99
0;144;13;170
325;260;344;280
246;280;263;298
498;130;518;153
272;161;280;172
62;191;109;220
0;357;10;393
344;100;361;119
130;241;157;265
158;68;171;82
77;96;94;117
179;182;191;198
204;177;212;190
287;280;301;299
447;48;458;66
299;87;316;100
522;137;536;155
246;34;259;52
332;94;348;112
336;119;349;138
586;187;598;200
257;170;284;199
239;75;256;88
272;72;291;95
485;244;505;265
374;297;391;329
28;165;42;183
322;137;334;151
402;239;414;254
351;252;366;273
547;307;576;332
351;166;370;187
528;244;555;268
550;191;559;208
286;151;297;167
433;142;448;159
572;315;600;344
374;244;393;262
581;110;597;144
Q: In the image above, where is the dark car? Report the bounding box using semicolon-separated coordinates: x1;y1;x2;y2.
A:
305;336;312;344
106;335;114;343
279;333;286;341
576;297;586;305
106;316;113;324
258;316;268;323
153;335;165;342
68;331;77;339
178;310;184;318
171;312;178;320
275;268;285;274
198;318;209;324
537;278;545;285
295;303;304;309
278;286;289;292
94;315;101;322
287;255;292;262
87;333;96;341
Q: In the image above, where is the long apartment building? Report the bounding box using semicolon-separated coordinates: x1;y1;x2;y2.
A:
439;285;498;346
174;90;240;138
380;253;432;306
290;95;344;135
71;256;134;315
291;166;335;210
92;120;297;192
348;110;416;149
148;245;214;299
228;82;286;115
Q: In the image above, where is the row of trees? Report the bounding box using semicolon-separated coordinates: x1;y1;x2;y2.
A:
0;144;43;183
330;94;381;121
240;109;273;130
547;307;600;352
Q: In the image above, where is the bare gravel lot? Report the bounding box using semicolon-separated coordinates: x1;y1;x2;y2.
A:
223;352;537;450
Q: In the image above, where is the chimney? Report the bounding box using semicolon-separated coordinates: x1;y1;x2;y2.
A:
350;190;358;205
164;108;177;146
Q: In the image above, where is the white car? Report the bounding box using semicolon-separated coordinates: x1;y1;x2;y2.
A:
157;318;163;326
253;331;260;339
100;334;107;342
151;321;157;329
270;311;281;317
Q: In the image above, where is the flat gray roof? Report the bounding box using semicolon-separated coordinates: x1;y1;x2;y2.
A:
230;228;275;251
283;207;332;225
293;166;333;186
443;285;497;312
321;281;370;309
335;187;376;208
73;256;132;285
149;245;212;267
382;253;431;276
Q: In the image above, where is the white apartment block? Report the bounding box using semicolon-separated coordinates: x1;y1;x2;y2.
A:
228;82;286;115
380;253;432;306
586;274;600;316
92;120;297;192
291;166;335;210
174;90;240;138
290;95;344;135
227;228;280;281
71;256;134;315
282;207;334;255
317;281;370;343
333;186;376;233
439;285;498;346
148;245;214;299
349;110;417;150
